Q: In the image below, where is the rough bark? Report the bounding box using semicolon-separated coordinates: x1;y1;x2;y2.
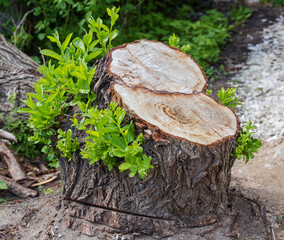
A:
60;40;240;237
0;34;41;126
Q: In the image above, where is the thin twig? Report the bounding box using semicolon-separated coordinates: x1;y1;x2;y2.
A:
39;47;46;66
13;9;34;46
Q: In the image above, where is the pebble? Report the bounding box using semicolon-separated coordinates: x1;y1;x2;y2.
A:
230;16;284;141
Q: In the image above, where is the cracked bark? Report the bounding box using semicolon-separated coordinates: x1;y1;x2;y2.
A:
0;34;41;127
60;40;240;237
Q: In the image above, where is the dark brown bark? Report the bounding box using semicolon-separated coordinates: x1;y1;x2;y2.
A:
0;34;41;126
60;40;240;237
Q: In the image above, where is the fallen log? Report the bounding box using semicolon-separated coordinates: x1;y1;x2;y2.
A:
0;129;17;142
0;141;26;181
0;175;37;198
0;34;41;126
60;40;240;237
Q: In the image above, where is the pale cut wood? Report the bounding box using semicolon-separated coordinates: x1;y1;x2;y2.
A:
114;84;238;145
109;40;207;94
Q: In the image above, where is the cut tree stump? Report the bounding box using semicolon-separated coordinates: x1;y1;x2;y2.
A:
0;34;41;127
60;40;240;237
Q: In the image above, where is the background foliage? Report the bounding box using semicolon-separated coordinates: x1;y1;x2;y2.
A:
0;0;251;77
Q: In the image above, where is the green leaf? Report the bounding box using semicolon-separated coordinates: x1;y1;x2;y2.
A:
97;31;109;44
86;130;100;137
85;49;102;62
34;83;43;97
62;33;73;52
17;108;33;113
26;96;35;109
169;34;180;47
119;162;132;171
181;44;191;52
89;39;100;49
101;126;119;133
83;32;92;47
38;33;46;41
27;93;43;101
129;170;137;178
0;181;8;190
111;135;126;150
89;92;97;103
113;149;126;158
125;122;134;143
110;29;118;41
47;35;60;45
116;108;125;124
40;49;61;61
101;24;110;32
73;37;85;53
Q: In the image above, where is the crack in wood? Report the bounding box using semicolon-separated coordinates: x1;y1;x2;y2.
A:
64;197;173;221
125;46;162;84
192;110;223;139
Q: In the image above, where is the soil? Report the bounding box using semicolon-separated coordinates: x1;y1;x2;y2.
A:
1;3;284;240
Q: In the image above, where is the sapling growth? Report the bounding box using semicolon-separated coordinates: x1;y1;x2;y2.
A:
19;7;153;179
212;87;262;163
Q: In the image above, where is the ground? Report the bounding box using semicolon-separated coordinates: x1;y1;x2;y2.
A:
1;3;284;240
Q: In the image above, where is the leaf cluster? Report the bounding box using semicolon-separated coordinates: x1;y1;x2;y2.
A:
3;1;252;82
168;34;190;53
19;7;120;167
214;87;262;163
260;0;284;6
19;8;152;179
217;87;242;108
228;7;252;27
233;121;262;163
4;117;43;160
73;102;153;179
3;93;43;160
0;181;8;190
57;129;79;160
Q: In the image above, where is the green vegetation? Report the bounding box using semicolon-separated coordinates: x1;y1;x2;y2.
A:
19;8;121;167
1;1;251;78
56;129;79;160
38;185;61;195
233;121;262;163
218;87;242;108
19;8;152;179
209;87;262;163
4;117;43;160
75;102;153;179
260;0;284;6
168;34;190;53
0;181;8;190
3;93;43;160
0;198;8;205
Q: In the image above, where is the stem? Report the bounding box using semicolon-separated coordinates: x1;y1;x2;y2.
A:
58;105;63;129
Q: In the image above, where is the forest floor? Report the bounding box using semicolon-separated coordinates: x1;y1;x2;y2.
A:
1;3;284;240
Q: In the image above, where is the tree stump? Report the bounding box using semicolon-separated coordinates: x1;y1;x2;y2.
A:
0;34;41;127
60;40;240;237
